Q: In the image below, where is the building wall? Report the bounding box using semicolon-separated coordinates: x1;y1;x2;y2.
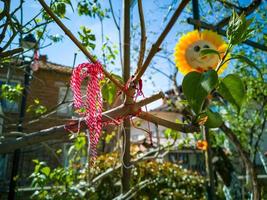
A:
0;62;73;196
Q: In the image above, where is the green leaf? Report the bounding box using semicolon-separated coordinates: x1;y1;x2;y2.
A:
62;0;74;12
41;166;50;176
218;74;245;111
53;2;66;18
34;99;40;104
164;128;172;139
205;110;223;128
32;159;39;164
102;81;116;105
182;70;218;114
200;49;221;59
227;11;254;45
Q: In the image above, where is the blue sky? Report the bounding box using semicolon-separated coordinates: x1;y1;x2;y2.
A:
6;0;265;109
18;0;186;109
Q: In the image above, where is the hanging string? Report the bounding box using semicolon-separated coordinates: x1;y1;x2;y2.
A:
69;64;153;164
70;62;103;163
31;49;39;71
133;78;153;146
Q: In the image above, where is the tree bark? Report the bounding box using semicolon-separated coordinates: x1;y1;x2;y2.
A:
220;124;260;200
121;0;131;194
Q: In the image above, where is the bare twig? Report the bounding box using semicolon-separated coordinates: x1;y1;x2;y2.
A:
187;18;267;52
138;111;199;133
108;0;120;30
0;0;10;42
134;0;190;82
41;142;62;166
150;66;171;79
114;179;153;200
216;0;262;28
136;0;146;70
37;0;94;62
0;48;24;58
92;142;175;185
108;0;123;67
37;0;126;94
220;123;260;200
0;92;164;153
1;33;18;52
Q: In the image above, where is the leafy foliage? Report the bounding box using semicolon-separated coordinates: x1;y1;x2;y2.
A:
218;74;246;112
30;149;206;200
205;109;223;128
101;73;122;106
42;0;73;20
101;36;119;66
78;26;96;51
77;0;109;19
227;11;254;46
27;99;47;115
0;84;23;102
182;70;218;114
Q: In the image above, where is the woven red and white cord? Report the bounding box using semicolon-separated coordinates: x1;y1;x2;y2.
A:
31;49;39;71
70;62;103;162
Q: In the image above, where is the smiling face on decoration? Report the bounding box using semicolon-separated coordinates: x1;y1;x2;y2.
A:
174;30;230;75
185;40;218;71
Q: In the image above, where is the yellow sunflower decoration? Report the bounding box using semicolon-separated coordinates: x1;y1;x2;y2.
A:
174;30;229;75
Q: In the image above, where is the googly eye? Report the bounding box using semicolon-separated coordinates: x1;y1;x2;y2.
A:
203;45;210;48
194;45;201;52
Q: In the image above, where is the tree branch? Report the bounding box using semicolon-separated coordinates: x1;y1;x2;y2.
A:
0;92;164;153
92;142;175;185
133;0;190;82
0;48;24;58
37;0;126;95
216;0;262;29
114;179;153;200
136;0;146;70
108;0;120;30
138;111;199;133
187;18;267;51
220;123;260;200
108;0;123;67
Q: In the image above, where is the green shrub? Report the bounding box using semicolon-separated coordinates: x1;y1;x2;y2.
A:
30;152;206;200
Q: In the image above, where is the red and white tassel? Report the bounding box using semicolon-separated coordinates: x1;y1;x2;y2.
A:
70;62;103;163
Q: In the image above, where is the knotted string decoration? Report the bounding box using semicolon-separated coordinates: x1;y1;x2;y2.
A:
70;62;103;163
31;49;40;71
174;30;229;75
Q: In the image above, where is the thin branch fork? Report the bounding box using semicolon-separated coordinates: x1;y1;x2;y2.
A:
220;123;260;200
0;92;164;153
92;142;175;185
136;0;146;70
0;92;199;154
37;0;127;95
216;0;262;28
138;111;199;133
0;48;24;58
133;0;190;82
187;18;267;52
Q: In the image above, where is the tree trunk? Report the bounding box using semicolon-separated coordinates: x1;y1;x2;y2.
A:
220;124;260;200
121;0;131;194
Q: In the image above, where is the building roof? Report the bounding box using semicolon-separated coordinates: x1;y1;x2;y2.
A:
5;56;73;74
39;61;73;74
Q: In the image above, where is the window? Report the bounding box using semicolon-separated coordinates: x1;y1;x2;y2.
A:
0;80;20;113
57;87;73;116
